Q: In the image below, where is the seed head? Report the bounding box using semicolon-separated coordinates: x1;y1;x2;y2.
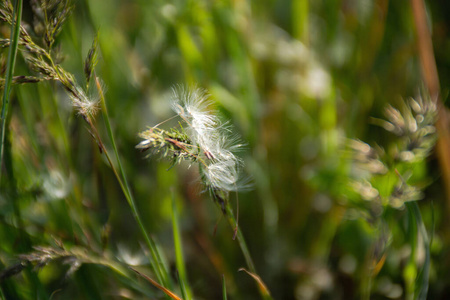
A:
170;86;248;192
138;85;249;193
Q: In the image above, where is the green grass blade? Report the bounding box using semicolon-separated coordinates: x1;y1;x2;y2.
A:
405;202;430;300
172;191;192;300
176;271;188;300
405;203;418;300
292;0;309;43
94;77;170;288
0;286;5;300
409;202;430;300
222;275;227;300
0;0;22;180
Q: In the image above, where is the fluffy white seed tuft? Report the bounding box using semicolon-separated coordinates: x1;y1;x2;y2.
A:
171;86;247;192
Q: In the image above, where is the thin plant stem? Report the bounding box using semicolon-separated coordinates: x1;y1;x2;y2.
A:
223;200;256;274
0;0;22;180
94;77;169;288
224;199;273;299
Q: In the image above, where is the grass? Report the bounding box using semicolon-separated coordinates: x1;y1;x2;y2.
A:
0;0;21;181
1;0;450;299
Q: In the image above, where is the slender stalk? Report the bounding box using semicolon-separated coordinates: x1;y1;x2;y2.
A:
292;0;309;44
223;201;256;274
0;0;22;180
94;77;169;288
223;198;274;299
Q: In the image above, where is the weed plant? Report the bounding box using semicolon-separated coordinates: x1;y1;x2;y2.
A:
1;0;449;299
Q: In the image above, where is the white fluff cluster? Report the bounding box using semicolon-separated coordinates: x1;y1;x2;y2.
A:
171;86;246;192
70;86;99;118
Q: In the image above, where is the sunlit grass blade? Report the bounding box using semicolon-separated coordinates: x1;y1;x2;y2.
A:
130;268;182;300
0;0;22;180
292;0;309;43
238;268;272;300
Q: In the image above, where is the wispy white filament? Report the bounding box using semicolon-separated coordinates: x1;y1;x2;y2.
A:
70;86;99;117
205;160;240;192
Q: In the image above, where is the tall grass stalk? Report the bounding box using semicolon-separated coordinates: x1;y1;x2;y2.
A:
223;201;256;273
0;0;22;180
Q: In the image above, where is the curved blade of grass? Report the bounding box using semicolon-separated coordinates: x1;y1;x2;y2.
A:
239;268;272;300
130;268;182;300
222;199;273;299
0;0;22;180
94;76;169;288
172;191;192;300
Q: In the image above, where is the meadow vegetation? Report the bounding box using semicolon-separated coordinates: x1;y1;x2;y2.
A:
1;0;450;299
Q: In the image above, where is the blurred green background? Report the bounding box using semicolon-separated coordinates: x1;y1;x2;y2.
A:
1;0;450;299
